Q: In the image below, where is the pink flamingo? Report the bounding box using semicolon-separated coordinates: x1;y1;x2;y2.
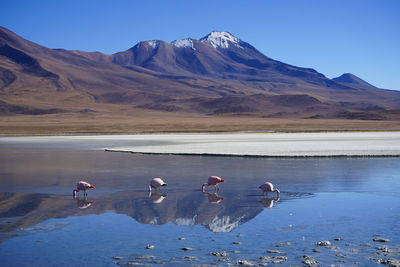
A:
202;176;226;192
73;181;96;197
259;182;280;197
148;178;167;192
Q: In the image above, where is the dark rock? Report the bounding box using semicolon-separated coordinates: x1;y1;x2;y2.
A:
302;255;320;266
236;260;255;266
113;256;123;260
317;241;331;246
266;249;286;254
178;237;185;240
259;256;287;264
232;241;241;244
182;247;194;251
373;238;390;243
312;249;321;253
211;251;227;257
371;258;400;267
336;254;347;258
334;238;343;241
376;246;390;253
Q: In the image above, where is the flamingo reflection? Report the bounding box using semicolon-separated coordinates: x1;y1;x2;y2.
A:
149;192;167;204
74;195;96;209
258;196;280;208
206;192;226;204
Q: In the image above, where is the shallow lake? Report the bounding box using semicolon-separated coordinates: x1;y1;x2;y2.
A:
0;137;399;266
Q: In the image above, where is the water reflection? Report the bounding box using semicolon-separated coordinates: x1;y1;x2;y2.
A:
149;192;167;204
74;196;96;209
258;196;280;208
206;192;225;204
0;189;313;242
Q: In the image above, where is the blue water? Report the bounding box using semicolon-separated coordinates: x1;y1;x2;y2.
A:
0;140;399;266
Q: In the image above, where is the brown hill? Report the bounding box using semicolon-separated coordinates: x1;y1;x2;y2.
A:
0;26;399;133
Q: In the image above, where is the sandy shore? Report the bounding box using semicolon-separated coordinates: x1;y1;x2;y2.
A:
104;132;400;157
1;132;400;156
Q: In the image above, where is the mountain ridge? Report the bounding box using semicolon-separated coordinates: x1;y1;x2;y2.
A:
1;26;400;125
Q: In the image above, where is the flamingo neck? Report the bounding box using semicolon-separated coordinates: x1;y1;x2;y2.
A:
202;183;207;192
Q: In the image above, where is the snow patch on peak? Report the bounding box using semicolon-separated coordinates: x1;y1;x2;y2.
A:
145;40;159;49
200;31;243;49
171;38;196;50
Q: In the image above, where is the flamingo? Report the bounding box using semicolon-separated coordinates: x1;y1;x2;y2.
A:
202;176;226;192
259;182;280;197
149;178;167;192
73;181;96;197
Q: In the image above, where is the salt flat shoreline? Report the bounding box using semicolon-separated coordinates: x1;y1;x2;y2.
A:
103;132;400;157
1;132;400;157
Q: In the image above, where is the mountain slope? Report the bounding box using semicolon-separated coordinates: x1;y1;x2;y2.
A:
0;26;400;123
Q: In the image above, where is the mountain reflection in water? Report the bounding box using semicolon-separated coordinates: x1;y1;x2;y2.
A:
0;190;313;241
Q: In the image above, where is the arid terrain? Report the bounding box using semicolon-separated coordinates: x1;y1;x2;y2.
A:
1;26;400;135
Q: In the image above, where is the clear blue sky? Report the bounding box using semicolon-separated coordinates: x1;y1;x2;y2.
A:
1;0;399;90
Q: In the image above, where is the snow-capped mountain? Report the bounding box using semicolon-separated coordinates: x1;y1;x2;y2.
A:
1;26;400;120
200;31;244;49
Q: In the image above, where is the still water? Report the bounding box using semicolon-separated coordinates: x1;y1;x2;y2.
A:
0;138;399;266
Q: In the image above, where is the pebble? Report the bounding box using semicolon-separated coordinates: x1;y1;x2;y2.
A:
113;256;123;260
266;249;286;254
178;237;185;240
259;256;287;263
327;246;340;252
211;251;227;257
182;256;198;261
135;255;156;260
373;237;390;243
376;246;390;252
371;258;400;267
302;255;320;267
146;244;154;249
217;257;231;262
336;253;347;258
360;243;372;247
275;241;292;247
317;241;331;246
232;241;241;245
182;247;194;251
334;238;343;241
236;260;255;266
312;249;321;253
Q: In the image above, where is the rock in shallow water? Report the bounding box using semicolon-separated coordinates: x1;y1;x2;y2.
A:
302;255;320;266
266;249;286;254
211;251;227;257
317;241;331;246
275;241;292;247
371;257;400;267
182;247;194;251
236;260;256;266
373;237;391;243
146;244;154;249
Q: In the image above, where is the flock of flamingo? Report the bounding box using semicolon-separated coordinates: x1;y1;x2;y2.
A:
72;176;280;198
